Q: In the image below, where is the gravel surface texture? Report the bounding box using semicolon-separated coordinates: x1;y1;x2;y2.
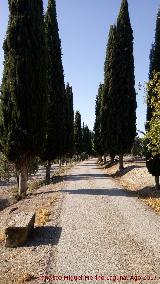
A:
48;159;160;284
1;159;160;284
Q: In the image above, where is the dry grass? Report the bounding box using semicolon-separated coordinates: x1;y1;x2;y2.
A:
0;231;5;242
139;188;160;213
14;272;36;283
144;198;160;212
35;207;51;226
0;164;65;284
104;159;160;213
35;196;59;226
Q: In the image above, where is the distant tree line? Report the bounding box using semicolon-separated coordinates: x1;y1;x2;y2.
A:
74;111;93;157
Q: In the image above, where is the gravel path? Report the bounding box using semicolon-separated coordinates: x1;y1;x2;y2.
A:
47;159;160;284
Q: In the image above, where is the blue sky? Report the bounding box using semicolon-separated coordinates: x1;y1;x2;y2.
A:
0;0;160;133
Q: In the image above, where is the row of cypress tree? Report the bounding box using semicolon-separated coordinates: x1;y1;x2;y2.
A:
74;111;93;156
94;0;137;170
0;0;92;194
94;0;160;189
0;0;48;194
43;0;67;182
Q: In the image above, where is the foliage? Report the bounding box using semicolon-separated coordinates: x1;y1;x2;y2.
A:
101;0;136;163
146;8;160;179
111;0;136;155
145;72;160;156
65;83;74;157
43;0;66;162
0;153;39;182
0;0;48;165
82;124;93;155
131;137;146;157
0;152;14;181
147;9;160;125
94;84;104;155
28;157;40;175
74;111;82;154
102;25;118;155
149;9;160;78
80;152;89;161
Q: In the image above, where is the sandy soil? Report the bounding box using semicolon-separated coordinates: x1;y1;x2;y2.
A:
103;157;155;190
0;164;72;284
103;157;160;213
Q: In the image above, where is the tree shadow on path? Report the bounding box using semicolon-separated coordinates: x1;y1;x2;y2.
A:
61;186;160;199
61;187;137;197
25;226;62;247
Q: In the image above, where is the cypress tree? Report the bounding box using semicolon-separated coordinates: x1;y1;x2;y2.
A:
94;84;104;159
65;83;74;159
149;10;160;76
116;0;136;170
82;124;92;155
43;0;66;182
147;10;160;124
146;9;160;189
102;25;117;160
106;0;136;170
0;0;47;194
74;111;82;155
82;122;85;152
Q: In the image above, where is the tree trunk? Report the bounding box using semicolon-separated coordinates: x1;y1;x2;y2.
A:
19;161;28;196
155;176;160;190
59;158;62;168
119;154;124;171
46;161;51;184
98;155;102;163
110;154;115;164
16;174;19;187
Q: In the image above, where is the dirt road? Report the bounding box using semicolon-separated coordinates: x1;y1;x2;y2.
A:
1;159;160;284
46;159;160;284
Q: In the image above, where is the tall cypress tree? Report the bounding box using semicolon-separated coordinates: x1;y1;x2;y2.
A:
94;84;104;159
74;111;82;155
146;9;160;189
43;0;66;182
116;0;136;170
147;10;160;124
106;0;136;170
149;9;160;76
102;25;117;159
0;0;47;194
65;83;74;159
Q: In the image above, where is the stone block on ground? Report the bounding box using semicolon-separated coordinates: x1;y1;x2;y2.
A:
5;211;35;248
